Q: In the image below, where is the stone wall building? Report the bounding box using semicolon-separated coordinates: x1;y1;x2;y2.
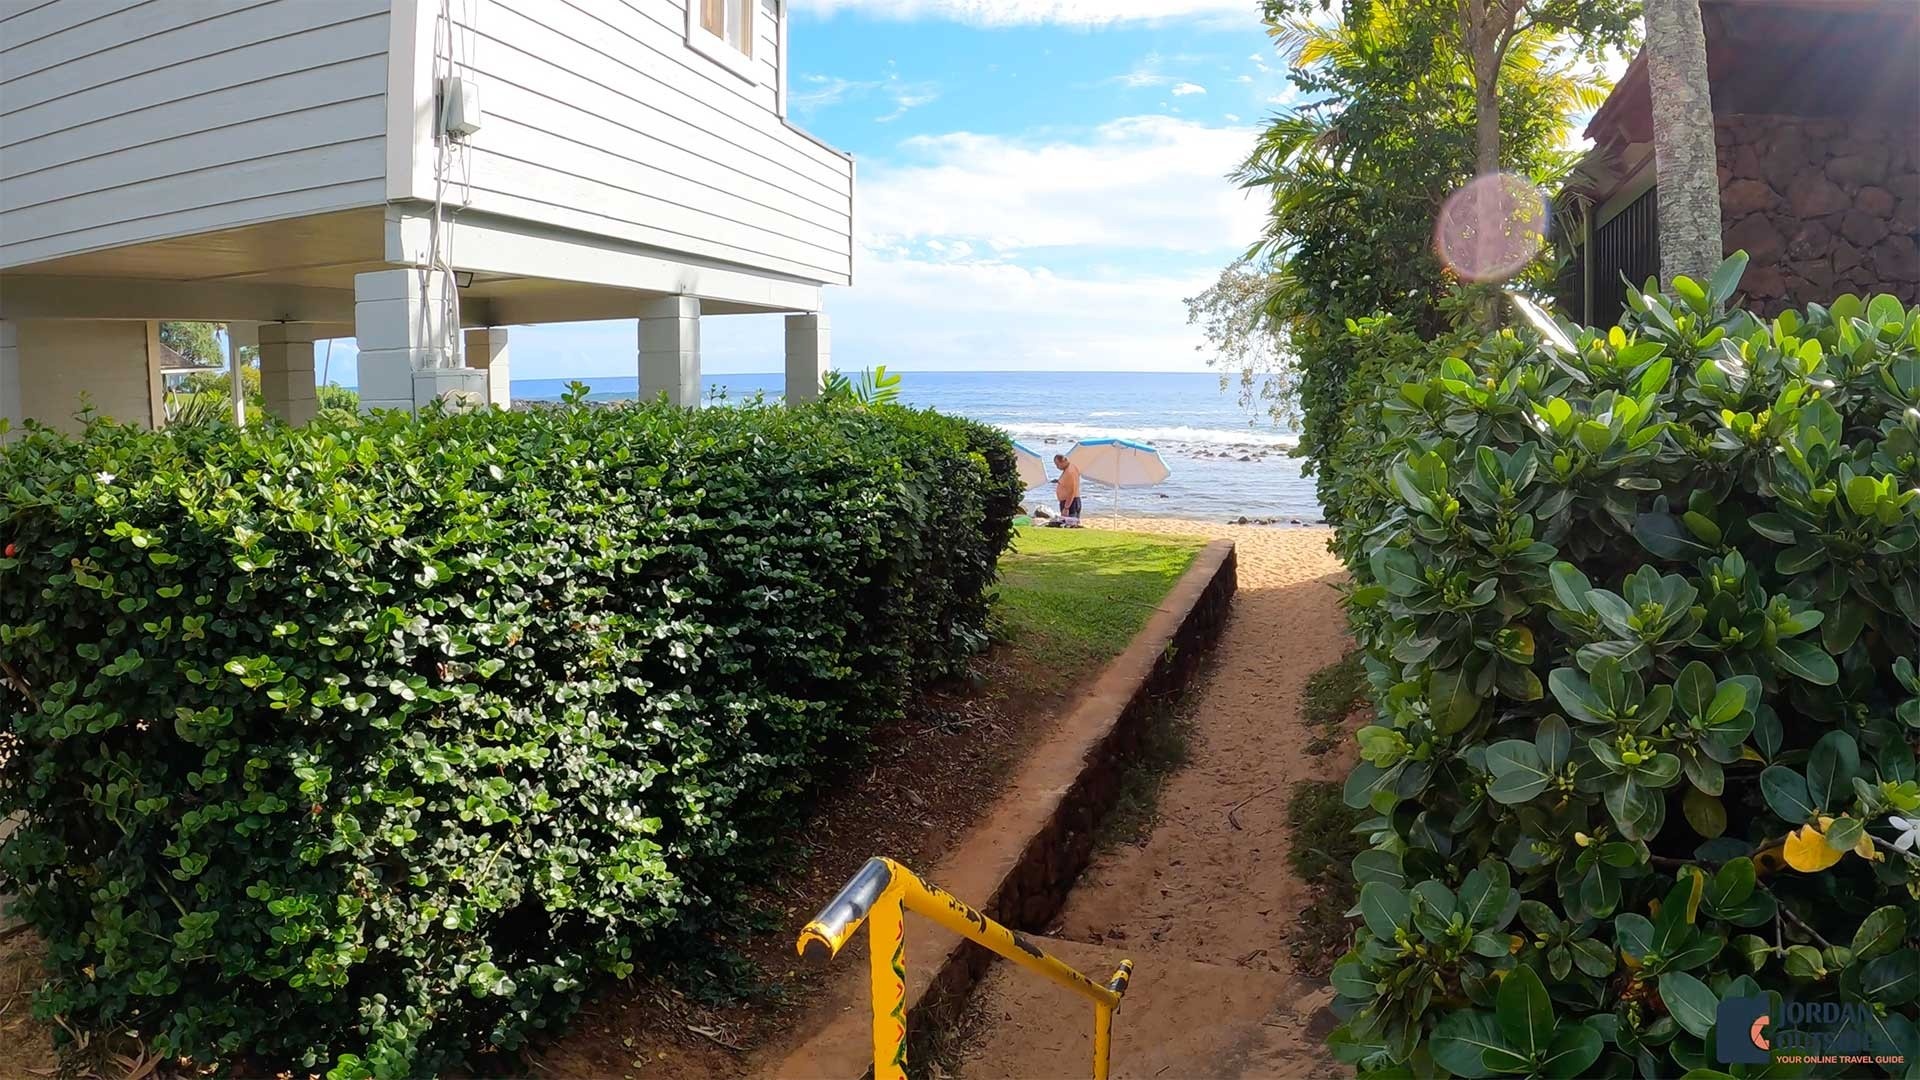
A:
1558;0;1918;324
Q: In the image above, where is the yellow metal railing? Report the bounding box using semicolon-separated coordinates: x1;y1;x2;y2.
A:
798;856;1134;1080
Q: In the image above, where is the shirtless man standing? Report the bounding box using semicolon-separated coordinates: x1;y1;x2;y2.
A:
1053;453;1083;520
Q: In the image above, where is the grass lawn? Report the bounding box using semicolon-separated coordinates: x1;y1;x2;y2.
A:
994;525;1207;668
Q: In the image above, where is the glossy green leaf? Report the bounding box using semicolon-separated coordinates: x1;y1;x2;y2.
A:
1682;787;1726;839
1369;546;1424;597
1850;906;1906;962
1485;740;1552;804
1806;731;1859;811
1359;882;1411;939
1658;972;1718;1037
1706;857;1756;909
1351;850;1406;888
1497;965;1554;1057
1859;951;1920;1004
1707;251;1749;306
1540;1022;1603;1079
1431;1010;1509;1079
1674;662;1716;720
1429;667;1482;733
1457;861;1512;930
1760;766;1816;823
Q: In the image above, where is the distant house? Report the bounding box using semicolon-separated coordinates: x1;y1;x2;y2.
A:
1;0;852;432
1558;0;1918;325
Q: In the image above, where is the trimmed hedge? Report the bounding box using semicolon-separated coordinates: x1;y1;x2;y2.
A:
1326;258;1920;1077
0;396;1019;1076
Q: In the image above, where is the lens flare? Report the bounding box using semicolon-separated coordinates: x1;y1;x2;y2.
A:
1435;172;1549;283
1508;293;1577;356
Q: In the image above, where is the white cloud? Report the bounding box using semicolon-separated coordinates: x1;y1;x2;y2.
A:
796;0;1249;26
1171;82;1206;96
778;114;1267;373
859;115;1264;254
877;86;940;122
791;74;873;111
809;250;1220;371
791;69;940;123
1234;73;1253;84
1110;51;1195;89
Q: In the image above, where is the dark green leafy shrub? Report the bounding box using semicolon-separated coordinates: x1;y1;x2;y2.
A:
1325;256;1920;1077
0;396;1019;1076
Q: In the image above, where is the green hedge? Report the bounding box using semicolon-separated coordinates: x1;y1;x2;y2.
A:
1325;256;1920;1077
0;396;1019;1076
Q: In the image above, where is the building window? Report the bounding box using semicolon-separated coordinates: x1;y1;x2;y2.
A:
687;0;756;80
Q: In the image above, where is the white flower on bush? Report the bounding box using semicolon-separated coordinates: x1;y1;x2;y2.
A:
95;471;116;485
1889;815;1920;853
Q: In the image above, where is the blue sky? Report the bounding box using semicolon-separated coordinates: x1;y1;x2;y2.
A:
334;0;1294;383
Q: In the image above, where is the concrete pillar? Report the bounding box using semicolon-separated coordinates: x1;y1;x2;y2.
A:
0;321;20;441
227;321;257;428
463;327;511;408
256;323;318;426
353;269;485;414
141;320;165;429
783;313;830;404
638;295;700;406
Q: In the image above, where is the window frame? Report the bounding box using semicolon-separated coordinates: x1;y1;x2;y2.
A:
685;0;759;83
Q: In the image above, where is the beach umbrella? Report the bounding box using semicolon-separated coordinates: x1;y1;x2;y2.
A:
1065;438;1170;510
1012;441;1049;489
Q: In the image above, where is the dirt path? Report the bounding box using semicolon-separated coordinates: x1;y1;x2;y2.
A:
957;520;1352;1079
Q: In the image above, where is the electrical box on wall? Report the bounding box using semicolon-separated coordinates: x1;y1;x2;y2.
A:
440;76;482;139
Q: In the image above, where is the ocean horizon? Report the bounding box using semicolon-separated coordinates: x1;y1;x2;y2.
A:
360;370;1321;522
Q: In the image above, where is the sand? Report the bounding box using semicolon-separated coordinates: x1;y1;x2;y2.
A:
957;518;1354;1079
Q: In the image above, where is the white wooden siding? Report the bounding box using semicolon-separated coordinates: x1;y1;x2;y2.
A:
440;0;853;285
0;0;390;269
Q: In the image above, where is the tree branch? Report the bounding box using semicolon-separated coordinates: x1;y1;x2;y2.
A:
1645;836;1784;871
1778;903;1835;951
1869;833;1916;861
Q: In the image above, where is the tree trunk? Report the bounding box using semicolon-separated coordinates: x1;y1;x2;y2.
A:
1644;0;1723;285
1473;60;1500;175
1461;0;1502;175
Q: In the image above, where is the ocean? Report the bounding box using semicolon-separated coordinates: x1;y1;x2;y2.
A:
508;371;1322;522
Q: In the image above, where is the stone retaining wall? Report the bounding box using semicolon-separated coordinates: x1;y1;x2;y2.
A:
773;539;1238;1079
1716;112;1920;312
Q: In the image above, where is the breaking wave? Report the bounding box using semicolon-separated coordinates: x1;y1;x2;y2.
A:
1004;422;1301;450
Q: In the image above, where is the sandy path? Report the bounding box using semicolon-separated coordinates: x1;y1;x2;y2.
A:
959;519;1353;1079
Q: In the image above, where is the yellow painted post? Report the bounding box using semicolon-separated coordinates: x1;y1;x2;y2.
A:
895;865;1118;1007
799;858;1135;1080
869;889;909;1080
1093;1002;1113;1080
